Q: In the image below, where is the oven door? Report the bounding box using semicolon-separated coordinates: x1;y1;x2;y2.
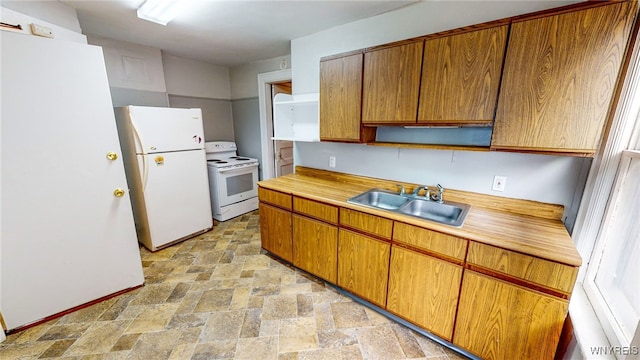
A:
215;164;258;207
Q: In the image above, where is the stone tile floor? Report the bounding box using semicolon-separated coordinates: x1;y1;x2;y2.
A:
0;211;468;359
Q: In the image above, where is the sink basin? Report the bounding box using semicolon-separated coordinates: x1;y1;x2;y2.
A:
347;189;410;210
399;198;469;227
347;188;470;227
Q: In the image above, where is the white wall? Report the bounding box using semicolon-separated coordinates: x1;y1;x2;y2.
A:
163;54;231;99
230;55;290;99
0;1;81;33
290;0;587;221
88;35;167;93
0;6;86;43
296;143;590;218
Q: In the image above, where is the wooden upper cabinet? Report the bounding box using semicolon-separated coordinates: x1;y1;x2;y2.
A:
362;41;424;124
492;2;637;155
418;25;508;125
320;54;375;142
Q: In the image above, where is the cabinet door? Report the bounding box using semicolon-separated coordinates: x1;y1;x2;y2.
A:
337;229;390;308
454;271;568;360
386;246;462;341
418;25;508;125
362;42;424;124
259;203;293;262
320;54;375;142
293;214;338;283
492;2;636;154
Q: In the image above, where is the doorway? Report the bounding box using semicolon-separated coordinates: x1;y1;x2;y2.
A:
258;68;292;180
272;82;293;177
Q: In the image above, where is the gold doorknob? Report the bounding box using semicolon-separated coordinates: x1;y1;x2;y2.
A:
106;152;118;160
113;188;125;197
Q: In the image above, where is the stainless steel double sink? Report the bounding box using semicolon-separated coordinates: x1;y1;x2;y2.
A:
347;188;470;227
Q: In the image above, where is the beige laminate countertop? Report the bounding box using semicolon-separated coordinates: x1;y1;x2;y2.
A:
258;173;582;267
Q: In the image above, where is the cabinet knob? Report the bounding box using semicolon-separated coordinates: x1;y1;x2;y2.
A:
113;188;125;197
106;152;118;161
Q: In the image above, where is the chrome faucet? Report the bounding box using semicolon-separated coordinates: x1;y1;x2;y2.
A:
430;184;444;203
412;185;430;199
396;184;406;196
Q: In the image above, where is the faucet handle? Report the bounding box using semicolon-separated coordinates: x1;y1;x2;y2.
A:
396;184;406;196
435;184;444;203
412;185;429;197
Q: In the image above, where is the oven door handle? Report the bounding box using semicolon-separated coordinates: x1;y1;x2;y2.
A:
217;165;258;174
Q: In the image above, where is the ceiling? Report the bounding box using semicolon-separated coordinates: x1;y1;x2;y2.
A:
59;0;418;67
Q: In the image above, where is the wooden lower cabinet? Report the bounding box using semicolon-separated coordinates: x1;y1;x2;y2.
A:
386;246;462;340
259;203;293;262
453;271;568;360
292;214;338;283
337;229;390;308
260;191;574;359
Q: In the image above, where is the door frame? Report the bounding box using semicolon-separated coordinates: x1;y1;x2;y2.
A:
258;69;291;180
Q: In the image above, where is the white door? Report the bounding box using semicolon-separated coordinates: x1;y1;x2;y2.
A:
126;106;205;154
1;32;144;330
141;149;212;249
275;140;294;176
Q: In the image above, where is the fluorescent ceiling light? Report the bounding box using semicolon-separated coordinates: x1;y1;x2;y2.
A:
137;0;182;26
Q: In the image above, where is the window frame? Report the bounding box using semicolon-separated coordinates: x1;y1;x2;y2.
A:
571;18;640;358
583;150;640;349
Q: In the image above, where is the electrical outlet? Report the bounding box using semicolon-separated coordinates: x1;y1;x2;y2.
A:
328;156;336;168
30;23;54;38
492;176;507;192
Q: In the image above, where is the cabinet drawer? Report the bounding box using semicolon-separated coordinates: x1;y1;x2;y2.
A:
467;242;578;294
340;208;393;239
393;222;467;261
258;187;292;210
293;197;338;224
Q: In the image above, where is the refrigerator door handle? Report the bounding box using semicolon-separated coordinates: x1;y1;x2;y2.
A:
131;120;149;190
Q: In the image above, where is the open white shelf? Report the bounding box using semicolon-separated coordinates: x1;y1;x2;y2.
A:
273;93;319;142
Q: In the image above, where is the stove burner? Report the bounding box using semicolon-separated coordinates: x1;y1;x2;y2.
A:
208;159;222;162
216;161;228;164
235;157;251;161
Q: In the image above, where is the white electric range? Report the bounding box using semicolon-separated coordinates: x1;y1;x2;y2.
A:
205;141;259;221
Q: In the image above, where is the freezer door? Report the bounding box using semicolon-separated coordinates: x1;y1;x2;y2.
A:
127;106;205;154
137;149;213;249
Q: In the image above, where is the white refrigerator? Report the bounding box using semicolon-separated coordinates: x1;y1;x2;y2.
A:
115;106;213;251
1;31;144;331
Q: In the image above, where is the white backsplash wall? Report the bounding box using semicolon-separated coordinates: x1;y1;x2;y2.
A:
295;142;591;224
